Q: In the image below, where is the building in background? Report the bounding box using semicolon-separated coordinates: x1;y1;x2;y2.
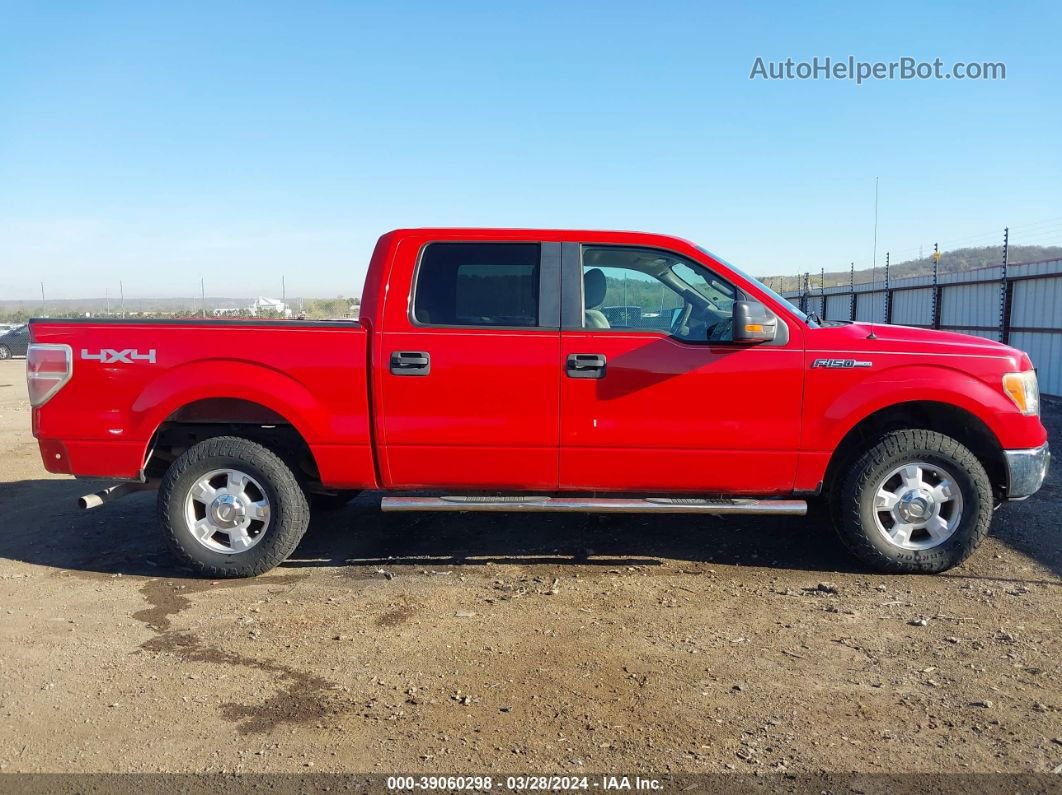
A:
247;297;291;318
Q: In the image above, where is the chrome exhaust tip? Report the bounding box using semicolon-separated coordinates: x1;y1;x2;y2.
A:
78;482;154;510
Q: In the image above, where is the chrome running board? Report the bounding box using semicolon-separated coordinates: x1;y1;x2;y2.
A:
381;495;807;515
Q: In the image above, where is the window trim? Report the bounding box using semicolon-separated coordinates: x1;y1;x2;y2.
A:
563;243;789;346
407;241;561;331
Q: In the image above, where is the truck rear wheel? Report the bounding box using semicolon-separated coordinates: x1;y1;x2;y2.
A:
158;436;310;578
837;430;992;574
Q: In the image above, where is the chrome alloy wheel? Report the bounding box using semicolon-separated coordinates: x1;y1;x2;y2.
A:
184;468;271;554
872;461;964;551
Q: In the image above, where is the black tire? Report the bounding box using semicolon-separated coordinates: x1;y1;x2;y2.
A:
309;490;361;511
0;345;10;360
836;429;992;574
158;436;310;578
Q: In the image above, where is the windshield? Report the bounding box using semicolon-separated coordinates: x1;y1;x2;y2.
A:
695;245;815;326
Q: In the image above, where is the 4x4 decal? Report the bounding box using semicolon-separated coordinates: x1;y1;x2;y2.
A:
80;348;157;364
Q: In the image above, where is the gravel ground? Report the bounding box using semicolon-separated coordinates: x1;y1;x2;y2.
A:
0;358;1058;775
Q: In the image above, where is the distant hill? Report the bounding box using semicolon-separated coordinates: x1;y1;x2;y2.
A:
763;244;1062;293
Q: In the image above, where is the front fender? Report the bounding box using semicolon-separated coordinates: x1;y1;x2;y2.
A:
807;363;1034;452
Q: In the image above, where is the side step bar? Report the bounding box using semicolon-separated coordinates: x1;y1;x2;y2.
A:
381;496;807;515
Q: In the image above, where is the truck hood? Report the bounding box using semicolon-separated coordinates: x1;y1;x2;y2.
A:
814;321;1032;368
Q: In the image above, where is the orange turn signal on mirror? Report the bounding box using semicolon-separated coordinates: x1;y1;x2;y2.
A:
744;324;764;333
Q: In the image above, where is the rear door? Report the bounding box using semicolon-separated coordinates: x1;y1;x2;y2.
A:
558;243;804;494
376;239;561;490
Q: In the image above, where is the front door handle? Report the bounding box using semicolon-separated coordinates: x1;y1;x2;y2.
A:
566;353;606;379
390;351;431;375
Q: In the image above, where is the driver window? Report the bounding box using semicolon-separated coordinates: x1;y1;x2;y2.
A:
581;247;737;341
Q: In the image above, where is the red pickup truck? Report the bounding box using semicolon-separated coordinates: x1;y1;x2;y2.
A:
28;228;1049;577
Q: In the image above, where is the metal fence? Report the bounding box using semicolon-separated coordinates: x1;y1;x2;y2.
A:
783;258;1062;397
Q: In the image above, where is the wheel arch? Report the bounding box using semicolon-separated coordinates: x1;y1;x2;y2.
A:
822;400;1007;501
129;358;331;479
142;396;323;487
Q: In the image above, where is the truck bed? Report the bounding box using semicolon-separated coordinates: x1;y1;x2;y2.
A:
30;318;376;487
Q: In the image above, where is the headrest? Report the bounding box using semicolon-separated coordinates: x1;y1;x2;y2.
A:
584;268;607;309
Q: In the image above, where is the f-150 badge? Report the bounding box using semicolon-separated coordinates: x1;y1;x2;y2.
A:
81;348;157;364
811;358;872;368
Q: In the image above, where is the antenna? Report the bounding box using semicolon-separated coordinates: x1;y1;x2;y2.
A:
872;176;879;271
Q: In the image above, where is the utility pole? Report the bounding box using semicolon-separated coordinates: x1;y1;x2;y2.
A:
120;281;125;317
849;263;855;321
820;266;825;320
40;282;46;315
931;243;941;329
200;277;206;318
282;275;286;304
1000;227;1011;344
884;251;892;324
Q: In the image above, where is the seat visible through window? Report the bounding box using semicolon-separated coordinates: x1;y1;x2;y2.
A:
583;268;610;328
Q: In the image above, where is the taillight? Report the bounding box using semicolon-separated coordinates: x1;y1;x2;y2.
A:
27;343;73;407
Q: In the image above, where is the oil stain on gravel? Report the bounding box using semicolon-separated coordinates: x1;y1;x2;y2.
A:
132;574;304;631
135;576;354;735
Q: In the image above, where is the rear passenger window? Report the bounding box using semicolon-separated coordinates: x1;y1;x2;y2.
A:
414;243;540;327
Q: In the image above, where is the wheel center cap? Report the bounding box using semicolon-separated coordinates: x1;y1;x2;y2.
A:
210;494;245;528
897;490;931;522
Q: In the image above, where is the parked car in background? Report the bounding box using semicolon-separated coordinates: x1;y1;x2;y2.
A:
0;325;29;359
27;228;1050;578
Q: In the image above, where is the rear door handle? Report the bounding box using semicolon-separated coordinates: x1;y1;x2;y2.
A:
390;351;431;375
566;353;606;379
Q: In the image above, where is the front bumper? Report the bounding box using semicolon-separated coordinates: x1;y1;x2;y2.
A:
1004;442;1050;500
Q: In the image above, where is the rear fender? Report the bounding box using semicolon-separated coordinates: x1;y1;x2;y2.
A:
131;359;326;457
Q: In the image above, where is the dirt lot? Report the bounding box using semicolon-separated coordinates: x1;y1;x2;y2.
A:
0;358;1059;776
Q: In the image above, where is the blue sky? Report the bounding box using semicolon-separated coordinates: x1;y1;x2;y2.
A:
2;0;1060;300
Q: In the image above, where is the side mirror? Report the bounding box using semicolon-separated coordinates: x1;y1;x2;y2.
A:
731;300;777;342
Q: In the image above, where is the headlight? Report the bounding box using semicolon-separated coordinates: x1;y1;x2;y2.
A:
1002;370;1040;416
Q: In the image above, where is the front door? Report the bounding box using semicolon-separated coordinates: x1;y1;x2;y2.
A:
377;240;561;490
559;244;804;494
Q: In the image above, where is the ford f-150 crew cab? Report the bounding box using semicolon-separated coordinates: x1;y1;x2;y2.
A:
27;228;1050;577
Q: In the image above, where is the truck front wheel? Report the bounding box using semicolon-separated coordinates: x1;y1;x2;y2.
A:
158;436;310;578
837;430;992;573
